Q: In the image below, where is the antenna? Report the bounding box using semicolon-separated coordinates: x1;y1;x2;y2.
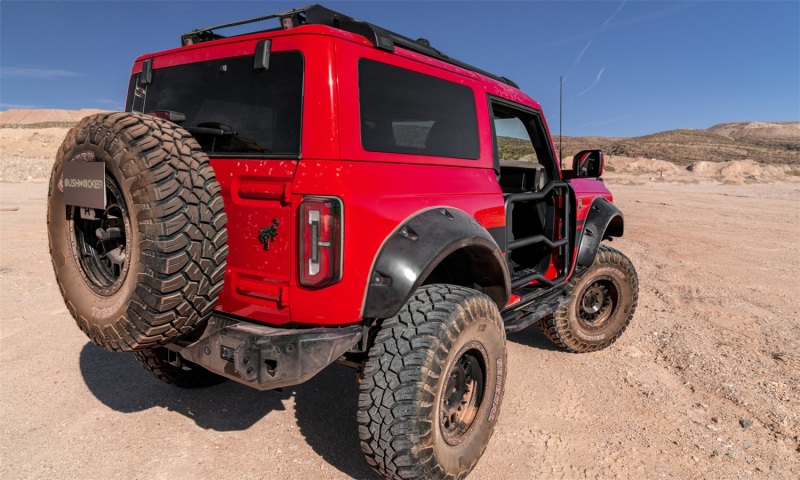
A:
559;75;563;164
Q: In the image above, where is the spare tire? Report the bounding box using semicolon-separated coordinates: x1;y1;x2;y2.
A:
47;112;228;352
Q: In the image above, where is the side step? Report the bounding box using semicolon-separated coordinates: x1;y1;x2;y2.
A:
502;288;572;333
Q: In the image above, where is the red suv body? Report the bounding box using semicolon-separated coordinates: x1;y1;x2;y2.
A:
127;17;617;331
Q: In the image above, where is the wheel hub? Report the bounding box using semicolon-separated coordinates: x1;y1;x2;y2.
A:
577;277;619;329
69;173;131;296
440;343;487;446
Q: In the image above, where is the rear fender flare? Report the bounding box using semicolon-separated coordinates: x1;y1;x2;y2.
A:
576;197;624;268
361;207;510;319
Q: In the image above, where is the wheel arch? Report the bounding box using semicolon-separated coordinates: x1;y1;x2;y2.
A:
576;197;624;268
361;207;510;319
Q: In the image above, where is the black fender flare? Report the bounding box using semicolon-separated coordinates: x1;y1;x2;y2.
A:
361;207;510;319
576;197;624;268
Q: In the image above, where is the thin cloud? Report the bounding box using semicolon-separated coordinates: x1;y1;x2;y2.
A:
565;1;623;81
577;66;606;98
574;113;636;131
0;67;82;79
602;0;627;31
536;1;697;52
565;40;593;79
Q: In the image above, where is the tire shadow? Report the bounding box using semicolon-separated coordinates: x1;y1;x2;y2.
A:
80;342;290;431
506;324;562;351
293;363;381;479
79;342;378;478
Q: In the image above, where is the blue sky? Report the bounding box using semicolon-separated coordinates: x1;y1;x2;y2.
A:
1;0;798;137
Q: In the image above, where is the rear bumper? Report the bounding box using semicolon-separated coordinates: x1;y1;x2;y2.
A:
168;314;362;390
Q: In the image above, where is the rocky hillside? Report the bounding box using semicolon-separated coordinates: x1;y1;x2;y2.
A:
555;122;800;166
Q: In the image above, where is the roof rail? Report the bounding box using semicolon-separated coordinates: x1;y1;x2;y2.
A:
180;4;519;88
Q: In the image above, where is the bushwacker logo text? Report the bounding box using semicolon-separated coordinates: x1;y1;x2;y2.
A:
64;178;103;189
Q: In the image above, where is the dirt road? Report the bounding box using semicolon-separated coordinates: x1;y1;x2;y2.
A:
1;180;798;479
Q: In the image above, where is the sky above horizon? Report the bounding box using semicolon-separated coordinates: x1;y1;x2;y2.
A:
1;0;798;137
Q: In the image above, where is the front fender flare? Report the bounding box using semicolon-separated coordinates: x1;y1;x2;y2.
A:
576;197;624;268
362;207;510;319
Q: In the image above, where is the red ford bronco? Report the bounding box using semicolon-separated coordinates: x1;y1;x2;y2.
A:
48;5;638;479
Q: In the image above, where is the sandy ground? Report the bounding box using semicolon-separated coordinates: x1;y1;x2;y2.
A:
1;178;798;479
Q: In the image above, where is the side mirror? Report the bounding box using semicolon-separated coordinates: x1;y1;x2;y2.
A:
572;149;605;178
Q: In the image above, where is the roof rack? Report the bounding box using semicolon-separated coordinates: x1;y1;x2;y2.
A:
180;4;518;88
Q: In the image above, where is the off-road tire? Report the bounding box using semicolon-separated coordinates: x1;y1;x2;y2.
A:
539;245;638;352
358;285;507;480
47;112;228;352
135;347;226;388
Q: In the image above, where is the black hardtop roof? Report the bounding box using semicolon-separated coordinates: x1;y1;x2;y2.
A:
181;4;518;88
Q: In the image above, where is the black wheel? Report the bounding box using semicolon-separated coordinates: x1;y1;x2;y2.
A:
47;112;228;352
358;285;507;480
539;245;638;353
135;348;226;388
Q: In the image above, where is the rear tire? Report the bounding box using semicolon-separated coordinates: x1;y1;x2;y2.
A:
358;285;507;480
539;245;638;352
47;112;228;352
135;348;226;388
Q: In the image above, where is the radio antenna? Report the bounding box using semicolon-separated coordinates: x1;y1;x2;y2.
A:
559;75;563;163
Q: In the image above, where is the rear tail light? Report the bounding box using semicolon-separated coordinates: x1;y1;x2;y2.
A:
299;197;343;288
146;110;186;124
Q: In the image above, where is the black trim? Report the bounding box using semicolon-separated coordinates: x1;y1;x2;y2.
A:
576;197;624;267
363;208;510;319
487;226;506;253
181;4;518;88
141;59;153;86
502;288;571;333
254;39;271;70
488;95;501;176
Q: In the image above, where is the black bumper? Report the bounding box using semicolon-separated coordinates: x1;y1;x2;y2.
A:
168;314;362;391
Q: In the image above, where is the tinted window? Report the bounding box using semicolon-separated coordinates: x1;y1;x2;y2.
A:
358;59;479;159
126;52;303;157
491;102;555;170
494;115;539;163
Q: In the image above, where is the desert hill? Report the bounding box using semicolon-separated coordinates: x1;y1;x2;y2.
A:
0;108;106;128
556;122;799;166
707;121;800;141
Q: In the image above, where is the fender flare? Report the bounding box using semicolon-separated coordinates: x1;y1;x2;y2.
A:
362;207;510;319
576;197;624;268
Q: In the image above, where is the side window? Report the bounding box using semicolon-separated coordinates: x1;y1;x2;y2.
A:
492;106;540;165
493;104;557;168
358;59;479;159
492;101;558;191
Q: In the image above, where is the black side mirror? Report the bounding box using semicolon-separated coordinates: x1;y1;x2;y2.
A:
572;149;605;178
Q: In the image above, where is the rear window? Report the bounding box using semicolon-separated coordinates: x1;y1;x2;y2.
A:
358;59;479;159
127;52;303;158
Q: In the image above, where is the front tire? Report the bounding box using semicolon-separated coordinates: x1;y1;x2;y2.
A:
358;285;507;480
539;245;638;353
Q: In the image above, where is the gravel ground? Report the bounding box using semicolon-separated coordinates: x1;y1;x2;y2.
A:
1;180;798;480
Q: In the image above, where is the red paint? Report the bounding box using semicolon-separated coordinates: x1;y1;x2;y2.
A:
130;23;614;327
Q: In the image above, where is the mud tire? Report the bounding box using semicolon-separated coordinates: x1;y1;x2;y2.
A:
358;285;507;480
134;347;226;388
47;112;228;352
539;245;638;353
